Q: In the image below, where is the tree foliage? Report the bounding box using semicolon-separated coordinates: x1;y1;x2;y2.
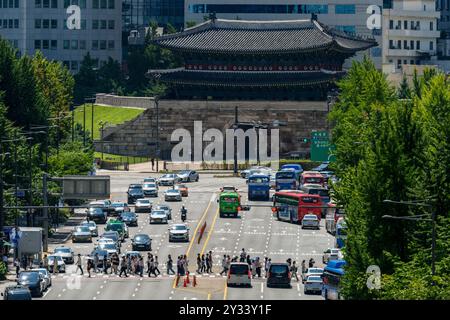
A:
330;58;450;299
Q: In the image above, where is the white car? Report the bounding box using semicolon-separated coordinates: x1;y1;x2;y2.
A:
149;210;169;224
47;255;66;273
304;275;323;294
135;198;153;213
227;262;251;287
168;224;189;242
143;177;157;183
158;174;181;186
80;220;98;237
302;267;324;283
53;246;74;264
301;214;320;230
164;189;182;201
322;248;343;264
143;183;158;197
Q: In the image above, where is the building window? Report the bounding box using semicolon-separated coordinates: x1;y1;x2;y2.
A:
404;20;408;29
430;21;433;30
42;40;49;50
35;0;41;8
71;40;78;49
70;61;78;71
51;40;57;50
35;19;42;29
63;40;70;49
410;40;414;50
416;40;421;50
335;4;355;14
397;59;401;68
108;20;115;29
43;0;49;8
92;0;99;9
430;41;433;50
81;19;86;29
108;0;114;9
404;40;408;49
92;40;98;50
79;40;86;50
108;40;114;50
100;40;107;50
34;40;41;50
43;19;49;29
51;0;57;8
14;19;18;28
100;0;106;9
8;19;12;28
100;20;107;29
397;40;401;49
92;20;99;29
389;39;394;49
389;20;393;29
51;19;57;29
63;61;70;69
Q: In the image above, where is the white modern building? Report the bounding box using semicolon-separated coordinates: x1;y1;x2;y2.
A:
0;0;122;73
437;0;450;58
382;0;440;71
184;0;384;68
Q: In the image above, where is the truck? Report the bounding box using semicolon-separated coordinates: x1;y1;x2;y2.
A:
17;227;43;265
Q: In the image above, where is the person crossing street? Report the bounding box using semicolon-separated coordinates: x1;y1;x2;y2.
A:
76;254;83;275
119;256;128;277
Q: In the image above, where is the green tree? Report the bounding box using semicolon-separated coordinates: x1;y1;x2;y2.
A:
398;74;411;99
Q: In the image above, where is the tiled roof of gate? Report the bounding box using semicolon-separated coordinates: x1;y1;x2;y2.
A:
154;19;377;54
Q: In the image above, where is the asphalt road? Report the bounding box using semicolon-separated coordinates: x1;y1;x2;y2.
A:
37;171;334;300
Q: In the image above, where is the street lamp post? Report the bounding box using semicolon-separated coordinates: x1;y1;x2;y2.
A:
0;150;10;256
382;199;436;277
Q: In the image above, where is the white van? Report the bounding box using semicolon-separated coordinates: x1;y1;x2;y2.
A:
227;262;252;287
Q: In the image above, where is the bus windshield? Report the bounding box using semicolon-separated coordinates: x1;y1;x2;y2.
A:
305;177;323;184
222;197;237;203
301;196;320;203
309;189;329;197
248;177;269;183
276;171;295;179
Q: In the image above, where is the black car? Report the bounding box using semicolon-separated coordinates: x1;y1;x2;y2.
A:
267;263;292;288
127;184;144;204
120;211;138;227
131;234;152;251
2;286;32;300
17;272;45;297
87;207;107;224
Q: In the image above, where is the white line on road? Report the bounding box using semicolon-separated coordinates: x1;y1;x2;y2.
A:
260;282;264;293
42;288;52;298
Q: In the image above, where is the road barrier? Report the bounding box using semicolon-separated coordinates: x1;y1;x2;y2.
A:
175;275;180;287
198;221;207;244
183;277;187;287
193;275;197;287
186;272;190;284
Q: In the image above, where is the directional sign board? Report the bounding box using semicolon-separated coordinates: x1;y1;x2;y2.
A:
310;131;335;162
62;175;110;200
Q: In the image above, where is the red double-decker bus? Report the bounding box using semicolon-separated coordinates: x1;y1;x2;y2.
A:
300;171;325;187
272;191;322;224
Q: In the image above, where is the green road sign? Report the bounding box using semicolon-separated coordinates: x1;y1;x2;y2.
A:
310;131;335;162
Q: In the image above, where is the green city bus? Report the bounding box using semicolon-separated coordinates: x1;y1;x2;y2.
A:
218;192;241;218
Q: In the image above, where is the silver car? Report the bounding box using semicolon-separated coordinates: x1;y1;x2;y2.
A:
80;220;98;237
301;214;320;230
168;224;189;242
304;275;323;294
149;210;168;224
142;183;158;197
135;198;153;213
164;189;182;201
158;174;181;186
177;170;199;182
47;255;66;273
98;242;119;256
31;268;52;290
154;205;172;220
72;226;93;243
53;246;74;264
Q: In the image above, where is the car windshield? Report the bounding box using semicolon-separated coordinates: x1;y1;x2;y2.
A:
248;177;269;183
230;264;249;275
157;206;169;210
100;243;116;250
178;171;190;175
121;212;134;218
270;265;288;274
137;199;150;204
144;184;156;188
76;226;90;233
308;268;323;274
304;215;318;220
134;235;149;241
103;233;118;240
48;256;62;263
89;208;103;214
152;211;165;216
172;225;186;231
167;190;179;193
129;188;142;194
177;185;186;189
107;223;124;231
82;221;96;227
55;248;71;253
19;273;39;281
112;203;125;207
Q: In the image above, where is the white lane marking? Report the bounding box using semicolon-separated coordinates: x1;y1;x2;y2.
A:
93;297;97;300
260;282;264;293
42;288;52;298
210;194;216;202
62;288;66;292
97;291;100;295
297;283;300;292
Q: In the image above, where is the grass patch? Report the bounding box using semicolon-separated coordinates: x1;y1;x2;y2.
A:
74;104;144;140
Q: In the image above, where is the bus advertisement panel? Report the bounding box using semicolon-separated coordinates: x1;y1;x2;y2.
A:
247;174;270;201
275;170;297;191
272;191;322;224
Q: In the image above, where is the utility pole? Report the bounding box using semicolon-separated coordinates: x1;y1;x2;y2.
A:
83;103;86;147
234;106;238;175
28;140;33;227
13;132;18;228
42;173;48;252
91;101;95;141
